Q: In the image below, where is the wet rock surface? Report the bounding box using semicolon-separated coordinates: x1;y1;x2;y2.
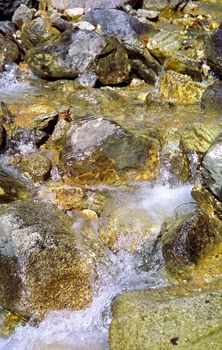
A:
0;199;92;319
0;0;222;348
59;116;159;184
110;288;222;350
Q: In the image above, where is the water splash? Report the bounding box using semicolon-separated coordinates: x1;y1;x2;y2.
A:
0;64;18;89
0;184;194;350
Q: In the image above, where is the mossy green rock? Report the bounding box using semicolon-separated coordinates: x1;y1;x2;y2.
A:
110;288;222;350
0;308;27;336
21;151;52;181
21;17;59;50
0;199;92;319
160;70;205;103
180;122;220;154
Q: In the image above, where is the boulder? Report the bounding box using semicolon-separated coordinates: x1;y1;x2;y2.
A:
12;4;34;29
59;117;159;184
26;29;130;83
201;80;222;117
26;29;106;78
48;0;140;11
110;288;222;350
161;210;222;279
0;199;92;318
21;17;60;50
202;134;222;200
0;33;20;70
0;0;36;20
21;151;52;181
147;31;183;63
160;70;206;103
0;167;33;203
205;23;222;78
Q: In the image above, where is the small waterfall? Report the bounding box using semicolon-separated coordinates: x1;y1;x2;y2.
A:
0;184;194;350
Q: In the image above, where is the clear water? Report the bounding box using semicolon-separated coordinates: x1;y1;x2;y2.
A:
0;183;194;350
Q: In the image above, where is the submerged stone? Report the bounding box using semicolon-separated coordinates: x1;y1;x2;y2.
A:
110;288;222;350
0;199;92;319
59;116;159;184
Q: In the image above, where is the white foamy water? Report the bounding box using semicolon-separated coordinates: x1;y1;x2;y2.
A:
0;184;194;350
0;64;36;98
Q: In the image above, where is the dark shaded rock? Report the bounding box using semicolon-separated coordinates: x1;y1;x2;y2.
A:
0;199;92;318
0;167;33;203
202;134;222;201
205;23;222;78
51;17;73;32
0;21;17;36
49;0;141;11
161;210;222;278
201;80;222;116
0;0;36;20
96;39;131;85
110;288;222;350
0;33;20;70
59;116;159;184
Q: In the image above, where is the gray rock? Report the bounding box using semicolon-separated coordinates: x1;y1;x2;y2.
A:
0;0;36;20
203;135;222;200
59;116;159;183
84;9;155;48
143;0;188;11
201;80;222;116
0;33;20;70
205;23;222;78
84;9;160;80
49;0;140;11
26;29;106;79
0;21;17;35
12;4;34;29
0;199;92;318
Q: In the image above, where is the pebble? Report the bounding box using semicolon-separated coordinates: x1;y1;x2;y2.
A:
64;7;84;18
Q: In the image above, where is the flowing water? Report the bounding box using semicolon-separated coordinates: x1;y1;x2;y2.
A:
0;68;196;350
